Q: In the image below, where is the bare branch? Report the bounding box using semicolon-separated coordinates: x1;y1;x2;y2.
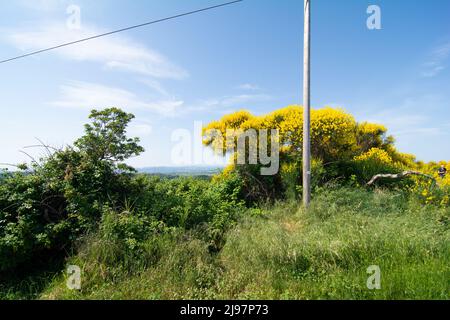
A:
19;150;41;168
36;137;60;152
367;170;436;187
0;163;22;169
22;138;60;158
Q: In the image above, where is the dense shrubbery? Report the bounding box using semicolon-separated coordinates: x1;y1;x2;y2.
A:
37;188;449;300
0;108;144;272
0;108;244;273
1;106;449;300
112;174;244;251
203;106;449;203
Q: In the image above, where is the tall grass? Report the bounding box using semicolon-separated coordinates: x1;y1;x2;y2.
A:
36;187;449;300
217;188;449;299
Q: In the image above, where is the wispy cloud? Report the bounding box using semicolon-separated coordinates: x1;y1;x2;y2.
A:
186;94;272;114
139;79;170;97
50;81;184;117
219;94;272;107
393;127;442;137
366;112;429;133
4;23;188;80
422;42;450;78
238;83;260;91
361;95;449;139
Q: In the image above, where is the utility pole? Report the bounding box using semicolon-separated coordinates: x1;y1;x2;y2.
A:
303;0;311;207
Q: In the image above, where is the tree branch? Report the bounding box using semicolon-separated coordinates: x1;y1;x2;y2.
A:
367;170;436;187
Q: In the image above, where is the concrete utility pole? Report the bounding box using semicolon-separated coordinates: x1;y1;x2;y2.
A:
303;0;311;207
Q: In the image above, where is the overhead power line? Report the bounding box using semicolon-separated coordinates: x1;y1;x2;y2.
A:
0;0;243;65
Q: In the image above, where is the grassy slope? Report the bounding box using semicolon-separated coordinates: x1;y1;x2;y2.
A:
6;188;450;300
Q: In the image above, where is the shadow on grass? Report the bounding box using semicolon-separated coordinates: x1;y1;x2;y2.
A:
0;251;66;300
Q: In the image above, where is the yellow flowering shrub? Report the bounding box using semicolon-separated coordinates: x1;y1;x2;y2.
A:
356;122;388;153
405;160;450;207
203;110;253;155
310;108;358;161
352;148;401;182
203;106;392;164
358;122;387;135
407;178;440;205
354;148;393;164
204;105;450;203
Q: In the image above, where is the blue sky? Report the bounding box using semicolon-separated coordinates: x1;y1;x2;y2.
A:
0;0;449;167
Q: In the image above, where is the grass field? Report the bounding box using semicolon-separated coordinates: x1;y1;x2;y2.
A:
3;187;446;300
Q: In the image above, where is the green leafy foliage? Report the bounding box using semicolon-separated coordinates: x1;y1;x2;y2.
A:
125;175;245;251
1;107;448;300
0;108;143;272
74;108;144;164
37;188;449;300
0;108;245;273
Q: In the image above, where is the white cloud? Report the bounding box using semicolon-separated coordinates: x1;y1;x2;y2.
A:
238;83;260;91
422;42;450;78
367;113;428;128
139;79;170;97
4;23;188;80
196;94;272;110
222;94;272;106
50;81;184;117
363;105;437;137
391;127;442;137
181;93;273;115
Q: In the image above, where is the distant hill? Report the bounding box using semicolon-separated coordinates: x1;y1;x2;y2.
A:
0;167;225;178
138;166;224;177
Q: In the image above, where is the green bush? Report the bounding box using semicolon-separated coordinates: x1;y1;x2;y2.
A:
125;175;245;251
0;171;76;272
0;108;144;272
38;187;449;300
